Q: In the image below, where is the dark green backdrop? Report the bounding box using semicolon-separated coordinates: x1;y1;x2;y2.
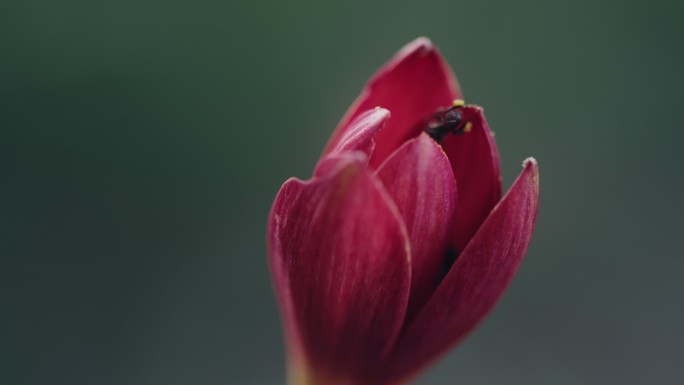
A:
3;0;683;384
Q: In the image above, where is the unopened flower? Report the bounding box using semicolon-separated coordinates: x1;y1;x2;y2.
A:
268;38;539;385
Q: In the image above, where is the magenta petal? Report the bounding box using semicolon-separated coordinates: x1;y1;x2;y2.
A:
441;106;502;251
376;133;456;321
268;156;411;383
315;108;390;177
325;37;462;169
381;158;539;384
323;107;390;158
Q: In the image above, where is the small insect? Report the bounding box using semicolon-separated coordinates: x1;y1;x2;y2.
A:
425;99;472;142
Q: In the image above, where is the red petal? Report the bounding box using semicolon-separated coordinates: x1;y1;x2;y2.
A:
315;108;390;177
268;156;411;382
325;38;462;169
380;158;539;384
376;133;457;321
441;106;502;251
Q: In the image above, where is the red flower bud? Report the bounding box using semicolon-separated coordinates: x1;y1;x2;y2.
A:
268;37;539;385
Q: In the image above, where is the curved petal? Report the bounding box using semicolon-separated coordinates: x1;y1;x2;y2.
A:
324;37;462;169
315;108;390;177
441;105;502;252
376;133;457;321
380;158;539;384
268;156;411;384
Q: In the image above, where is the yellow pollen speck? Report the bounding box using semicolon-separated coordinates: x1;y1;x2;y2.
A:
452;99;465;107
490;131;496;137
464;122;473;133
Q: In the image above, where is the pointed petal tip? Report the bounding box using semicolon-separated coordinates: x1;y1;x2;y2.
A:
520;157;539;193
321;107;391;164
342;106;392;143
366;106;392;121
370;37;441;87
523;156;538;168
402;37;435;54
413;36;434;46
417;132;454;166
388;37;437;65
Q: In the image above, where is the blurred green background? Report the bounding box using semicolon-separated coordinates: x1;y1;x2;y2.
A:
2;0;683;384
